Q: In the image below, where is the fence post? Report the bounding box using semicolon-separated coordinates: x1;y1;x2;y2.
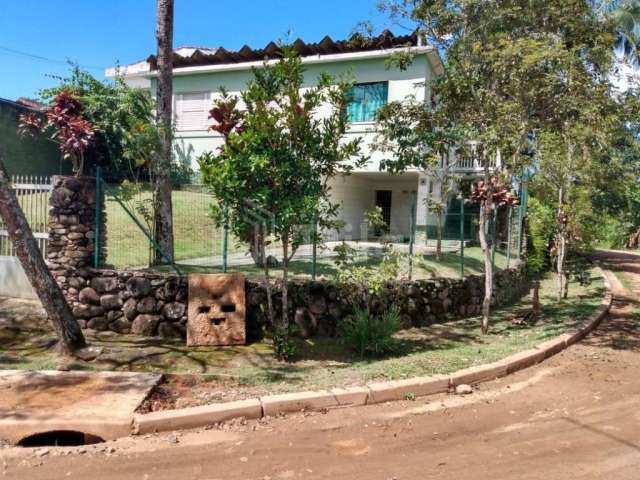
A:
506;205;513;269
311;213;318;280
459;196;465;278
408;192;417;280
222;206;229;273
94;167;102;269
424;201;429;247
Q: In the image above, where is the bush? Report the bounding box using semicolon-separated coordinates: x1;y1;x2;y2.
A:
526;197;555;276
597;216;632;249
341;308;400;358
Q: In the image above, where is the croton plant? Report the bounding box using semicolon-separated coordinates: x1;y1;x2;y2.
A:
18;90;96;176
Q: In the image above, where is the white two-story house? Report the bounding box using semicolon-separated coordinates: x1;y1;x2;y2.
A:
107;31;487;244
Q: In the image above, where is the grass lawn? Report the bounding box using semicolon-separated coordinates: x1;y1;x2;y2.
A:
0;268;605;409
158;246;511;281
104;189;248;269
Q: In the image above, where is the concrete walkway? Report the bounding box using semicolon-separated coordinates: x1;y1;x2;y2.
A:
0;370;161;444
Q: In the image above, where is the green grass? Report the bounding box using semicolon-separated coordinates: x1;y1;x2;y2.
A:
0;269;605;403
104;189;249;268
158;246;510;281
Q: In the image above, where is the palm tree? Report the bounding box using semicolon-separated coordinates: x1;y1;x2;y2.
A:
595;0;640;65
154;0;175;264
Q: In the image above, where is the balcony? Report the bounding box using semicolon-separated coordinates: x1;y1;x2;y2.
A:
442;154;501;174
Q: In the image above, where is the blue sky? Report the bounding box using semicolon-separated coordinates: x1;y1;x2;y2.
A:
0;0;391;101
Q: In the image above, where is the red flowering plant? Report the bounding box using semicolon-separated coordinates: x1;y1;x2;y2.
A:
18;90;96;176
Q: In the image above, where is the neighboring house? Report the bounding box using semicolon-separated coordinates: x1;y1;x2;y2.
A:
0;97;69;177
107;31;493;242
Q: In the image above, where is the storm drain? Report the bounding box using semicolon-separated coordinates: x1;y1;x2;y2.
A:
18;430;105;447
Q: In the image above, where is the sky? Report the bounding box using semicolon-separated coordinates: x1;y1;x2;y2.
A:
0;0;392;101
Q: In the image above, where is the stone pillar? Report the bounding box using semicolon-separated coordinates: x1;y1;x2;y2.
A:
47;176;105;303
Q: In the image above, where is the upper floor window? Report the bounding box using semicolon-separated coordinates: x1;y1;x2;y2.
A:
346;82;389;123
175;92;210;131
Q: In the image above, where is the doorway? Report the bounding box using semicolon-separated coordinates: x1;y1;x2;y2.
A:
374;190;392;234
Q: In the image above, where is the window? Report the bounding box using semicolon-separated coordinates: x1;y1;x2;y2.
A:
346;82;389;123
174;92;210;131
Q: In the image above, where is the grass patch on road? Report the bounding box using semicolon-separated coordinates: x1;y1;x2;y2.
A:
0;269;605;410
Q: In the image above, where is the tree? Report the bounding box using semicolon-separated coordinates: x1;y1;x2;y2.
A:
199;47;363;359
200;90;266;267
153;0;175;264
375;0;620;332
0;156;86;355
426;161;457;260
39;66;158;181
596;0;640;65
374;96;464;261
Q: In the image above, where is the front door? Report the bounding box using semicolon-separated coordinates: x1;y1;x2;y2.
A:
374;190;392;234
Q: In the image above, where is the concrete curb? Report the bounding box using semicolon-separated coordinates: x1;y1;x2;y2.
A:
133;399;262;435
133;269;614;435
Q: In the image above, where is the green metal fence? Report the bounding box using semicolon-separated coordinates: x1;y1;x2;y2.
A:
99;181;527;282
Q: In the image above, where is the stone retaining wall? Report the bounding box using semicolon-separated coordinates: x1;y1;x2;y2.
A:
59;264;528;340
247;265;529;338
60;268;188;337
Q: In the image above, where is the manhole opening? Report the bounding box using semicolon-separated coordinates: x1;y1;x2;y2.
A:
18;430;105;447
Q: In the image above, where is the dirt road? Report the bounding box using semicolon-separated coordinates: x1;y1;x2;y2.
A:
2;250;640;480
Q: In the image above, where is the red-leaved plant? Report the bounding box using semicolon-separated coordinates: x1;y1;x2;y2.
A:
18;90;96;176
208;90;244;141
470;176;519;207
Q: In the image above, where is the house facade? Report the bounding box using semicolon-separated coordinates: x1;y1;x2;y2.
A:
108;32;488;243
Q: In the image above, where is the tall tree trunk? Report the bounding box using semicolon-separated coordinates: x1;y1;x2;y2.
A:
531;279;541;316
0;159;85;355
153;0;175;264
279;234;291;359
260;227;274;328
479;164;494;335
479;201;493;334
556;186;566;302
249;226;266;267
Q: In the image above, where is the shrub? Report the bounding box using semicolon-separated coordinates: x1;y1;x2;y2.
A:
341;308;400;358
526;197;555;276
597;216;632;249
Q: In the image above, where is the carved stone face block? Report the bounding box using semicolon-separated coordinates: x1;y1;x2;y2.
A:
187;273;246;346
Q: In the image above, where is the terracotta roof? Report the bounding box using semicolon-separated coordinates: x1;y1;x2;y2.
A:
147;30;420;71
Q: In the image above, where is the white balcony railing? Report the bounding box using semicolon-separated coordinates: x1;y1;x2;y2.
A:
442;154;501;173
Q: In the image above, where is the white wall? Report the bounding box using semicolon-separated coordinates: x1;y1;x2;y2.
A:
328;175;373;240
150;55;434;173
0;257;37;299
328;173;419;240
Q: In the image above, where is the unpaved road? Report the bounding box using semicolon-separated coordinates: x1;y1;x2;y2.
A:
2;250;640;480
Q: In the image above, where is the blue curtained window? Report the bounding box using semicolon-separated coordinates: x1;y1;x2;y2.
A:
346;82;389;123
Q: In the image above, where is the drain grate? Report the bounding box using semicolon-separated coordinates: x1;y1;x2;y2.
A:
18;430;104;447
